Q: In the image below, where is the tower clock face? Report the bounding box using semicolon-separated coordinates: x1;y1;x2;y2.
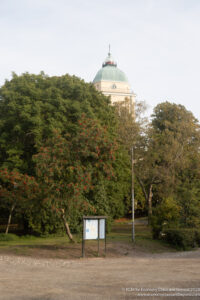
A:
112;84;117;89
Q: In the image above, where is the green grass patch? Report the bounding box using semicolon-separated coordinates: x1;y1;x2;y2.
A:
0;233;20;241
0;219;178;257
110;223;177;253
135;225;177;253
108;224;132;242
0;234;76;248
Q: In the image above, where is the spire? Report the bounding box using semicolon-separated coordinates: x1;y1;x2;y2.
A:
102;46;117;67
108;44;111;56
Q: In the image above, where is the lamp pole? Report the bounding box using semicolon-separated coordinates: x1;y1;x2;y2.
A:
131;146;135;242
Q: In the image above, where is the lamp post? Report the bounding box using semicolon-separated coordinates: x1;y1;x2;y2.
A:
131;146;135;242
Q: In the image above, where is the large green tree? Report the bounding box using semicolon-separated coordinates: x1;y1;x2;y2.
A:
0;72;131;234
136;102;200;229
34;115;118;240
0;72;116;174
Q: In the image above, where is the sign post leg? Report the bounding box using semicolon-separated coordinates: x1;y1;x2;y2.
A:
98;219;100;257
82;219;85;258
105;219;106;256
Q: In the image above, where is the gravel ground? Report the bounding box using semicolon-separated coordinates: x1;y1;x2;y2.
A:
0;249;200;300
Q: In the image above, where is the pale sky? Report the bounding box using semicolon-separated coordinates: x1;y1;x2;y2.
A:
1;0;200;120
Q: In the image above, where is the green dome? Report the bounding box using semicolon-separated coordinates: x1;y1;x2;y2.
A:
93;65;128;83
93;52;128;83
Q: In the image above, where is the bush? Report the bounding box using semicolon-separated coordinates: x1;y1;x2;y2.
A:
152;225;161;239
163;228;198;250
25;202;65;235
151;197;181;239
0;233;19;241
195;229;200;246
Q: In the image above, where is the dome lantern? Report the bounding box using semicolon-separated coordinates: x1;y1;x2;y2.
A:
102;52;117;67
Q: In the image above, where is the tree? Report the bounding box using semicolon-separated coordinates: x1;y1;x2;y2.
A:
115;99;148;151
115;99;148;217
0;72;116;174
0;72;133;235
135;129;173;223
137;102;200;227
34;115;117;241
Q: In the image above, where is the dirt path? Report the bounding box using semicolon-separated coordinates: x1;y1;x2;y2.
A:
0;249;200;299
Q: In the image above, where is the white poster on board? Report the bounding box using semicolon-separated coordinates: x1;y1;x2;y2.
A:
99;219;105;239
85;219;98;240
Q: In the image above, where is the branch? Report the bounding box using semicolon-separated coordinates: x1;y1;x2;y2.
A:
136;175;148;202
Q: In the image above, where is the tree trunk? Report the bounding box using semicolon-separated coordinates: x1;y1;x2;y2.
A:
5;204;15;234
136;177;154;226
148;184;153;225
61;209;75;243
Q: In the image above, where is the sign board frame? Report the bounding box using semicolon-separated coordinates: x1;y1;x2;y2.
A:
82;216;107;257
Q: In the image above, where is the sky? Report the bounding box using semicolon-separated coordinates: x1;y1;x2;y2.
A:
1;0;200;119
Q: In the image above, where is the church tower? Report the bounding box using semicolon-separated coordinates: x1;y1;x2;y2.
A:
93;49;135;112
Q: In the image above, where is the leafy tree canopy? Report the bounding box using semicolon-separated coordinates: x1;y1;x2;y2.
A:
33;115;118;240
143;102;200;232
0;72;116;174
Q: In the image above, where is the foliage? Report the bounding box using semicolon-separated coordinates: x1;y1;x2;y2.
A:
150;102;200;194
0;168;38;214
33;115;118;238
25;199;65;235
0;72;130;235
114;100;147;217
151;197;181;238
115;99;147;151
0;72;116;174
0;233;19;241
163;228;200;250
106;146;131;218
177;183;200;228
0;168;39;234
2;70;200;246
135;102;200;227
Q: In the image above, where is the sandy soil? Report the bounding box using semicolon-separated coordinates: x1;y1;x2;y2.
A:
0;248;200;300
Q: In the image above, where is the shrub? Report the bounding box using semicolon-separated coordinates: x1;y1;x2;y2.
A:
0;233;19;241
151;224;161;239
195;229;200;246
163;228;198;250
151;197;181;239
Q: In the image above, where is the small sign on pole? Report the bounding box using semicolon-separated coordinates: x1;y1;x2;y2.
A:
82;216;107;258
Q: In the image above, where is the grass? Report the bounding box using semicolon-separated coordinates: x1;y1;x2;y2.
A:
0;235;74;247
134;225;178;253
108;224;132;242
108;222;177;253
0;219;178;258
